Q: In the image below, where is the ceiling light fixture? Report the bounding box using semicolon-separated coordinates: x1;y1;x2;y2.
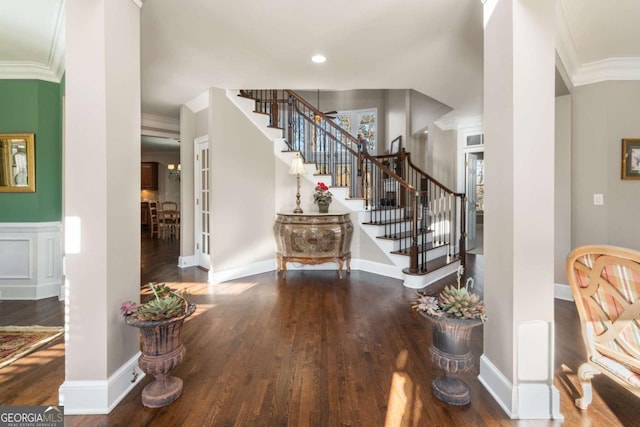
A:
311;54;326;64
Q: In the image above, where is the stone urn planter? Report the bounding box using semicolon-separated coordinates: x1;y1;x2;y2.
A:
421;313;482;405
126;302;196;408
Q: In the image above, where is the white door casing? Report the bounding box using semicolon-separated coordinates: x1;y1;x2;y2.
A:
194;136;211;270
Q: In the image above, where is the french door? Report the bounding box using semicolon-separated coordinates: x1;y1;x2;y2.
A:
466;152;478;251
194;136;210;269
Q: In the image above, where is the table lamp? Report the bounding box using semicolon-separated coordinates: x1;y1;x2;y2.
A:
288;153;307;214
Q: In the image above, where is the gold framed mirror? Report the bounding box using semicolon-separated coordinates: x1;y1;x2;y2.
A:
0;133;35;192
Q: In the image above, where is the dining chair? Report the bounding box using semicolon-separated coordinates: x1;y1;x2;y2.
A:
160;201;179;239
148;200;160;239
162;201;178;212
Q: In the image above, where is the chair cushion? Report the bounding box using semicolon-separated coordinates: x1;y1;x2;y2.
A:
592;353;640;388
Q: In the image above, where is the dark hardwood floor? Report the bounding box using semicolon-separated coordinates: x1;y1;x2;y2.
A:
1;233;639;426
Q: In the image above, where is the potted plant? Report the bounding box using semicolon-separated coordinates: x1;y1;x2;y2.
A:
121;283;196;408
412;266;486;406
313;182;333;213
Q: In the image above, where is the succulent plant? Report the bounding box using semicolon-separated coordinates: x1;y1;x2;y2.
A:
412;266;487;321
437;285;486;321
122;283;189;321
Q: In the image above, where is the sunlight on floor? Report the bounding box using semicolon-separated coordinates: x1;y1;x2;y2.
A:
184;303;216;322
147;281;210;296
0;343;64;383
385;350;423;427
209;282;258;295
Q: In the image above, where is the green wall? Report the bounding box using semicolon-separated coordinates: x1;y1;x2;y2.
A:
0;80;62;222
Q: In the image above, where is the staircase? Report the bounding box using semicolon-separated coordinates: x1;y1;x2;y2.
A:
228;89;466;288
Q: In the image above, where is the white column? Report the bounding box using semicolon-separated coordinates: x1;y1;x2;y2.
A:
479;0;562;419
60;0;144;414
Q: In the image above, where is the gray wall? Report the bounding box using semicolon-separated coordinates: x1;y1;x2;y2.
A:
555;95;572;282
297;89;386;154
408;90;453;172
196;108;208;137
572;81;640;251
384;90;408;153
209;88;276;271
430;126;457;189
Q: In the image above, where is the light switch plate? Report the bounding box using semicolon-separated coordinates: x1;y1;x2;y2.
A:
593;194;604;206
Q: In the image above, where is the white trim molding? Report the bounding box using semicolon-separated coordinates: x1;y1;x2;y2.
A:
0;0;65;83
479;350;564;420
209;259;275;284
0;222;63;300
555;0;640;87
141;114;180;138
479;355;516;417
572;58;640;86
178;255;197;268
59;352;145;414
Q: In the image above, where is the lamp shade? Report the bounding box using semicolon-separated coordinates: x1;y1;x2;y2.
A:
288;153;307;175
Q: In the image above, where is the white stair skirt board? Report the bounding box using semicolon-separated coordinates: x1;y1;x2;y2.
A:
403;260;460;289
59;352;145;414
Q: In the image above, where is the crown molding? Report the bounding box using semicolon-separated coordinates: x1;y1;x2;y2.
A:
571;58;640;87
0;0;66;83
556;0;640;87
555;0;580;87
434;114;482;131
141;114;180;137
131;0;144;8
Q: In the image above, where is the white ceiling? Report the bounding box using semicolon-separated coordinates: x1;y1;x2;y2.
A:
1;0;640;126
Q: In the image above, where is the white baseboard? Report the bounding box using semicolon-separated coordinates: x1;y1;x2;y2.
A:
517;383;564;420
59;352;145;414
178;255;197;268
209;259;276;284
207;258;405;284
554;283;574;301
351;259;403;279
479;354;564;420
478;354;515;418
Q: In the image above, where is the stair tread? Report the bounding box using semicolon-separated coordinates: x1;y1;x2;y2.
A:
390;241;446;255
376;229;432;240
363;218;411;226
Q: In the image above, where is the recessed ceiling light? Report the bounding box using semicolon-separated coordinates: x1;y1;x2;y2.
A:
311;54;326;64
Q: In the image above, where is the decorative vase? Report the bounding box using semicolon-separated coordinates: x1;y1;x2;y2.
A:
317;201;330;213
422;313;482;405
126;303;196;408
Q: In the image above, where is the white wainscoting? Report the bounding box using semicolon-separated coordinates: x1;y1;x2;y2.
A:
0;222;62;300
